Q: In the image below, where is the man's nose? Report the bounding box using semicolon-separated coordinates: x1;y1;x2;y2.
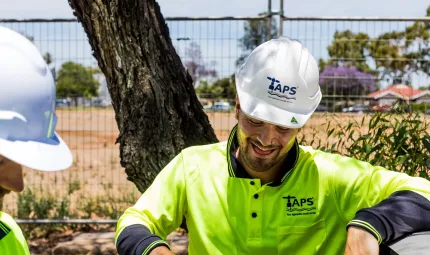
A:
256;125;277;147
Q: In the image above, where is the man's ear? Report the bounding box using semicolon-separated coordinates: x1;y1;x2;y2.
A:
235;94;240;120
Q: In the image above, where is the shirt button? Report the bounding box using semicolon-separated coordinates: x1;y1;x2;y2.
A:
254;194;259;199
252;212;257;218
250;181;255;185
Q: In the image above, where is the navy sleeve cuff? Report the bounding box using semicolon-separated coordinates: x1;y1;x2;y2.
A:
347;211;385;244
347;191;430;245
116;224;170;255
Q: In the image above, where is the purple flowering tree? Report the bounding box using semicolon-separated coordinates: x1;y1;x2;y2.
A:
184;42;217;87
319;66;377;96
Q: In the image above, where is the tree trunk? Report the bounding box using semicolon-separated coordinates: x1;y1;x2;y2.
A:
68;0;218;192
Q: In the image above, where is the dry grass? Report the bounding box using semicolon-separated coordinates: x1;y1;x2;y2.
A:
2;108;429;218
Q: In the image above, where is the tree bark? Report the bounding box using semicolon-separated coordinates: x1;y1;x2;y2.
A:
68;0;218;192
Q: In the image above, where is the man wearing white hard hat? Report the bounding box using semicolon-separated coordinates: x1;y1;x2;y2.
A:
115;37;430;255
0;26;73;254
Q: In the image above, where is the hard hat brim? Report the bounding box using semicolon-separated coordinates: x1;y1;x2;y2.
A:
0;132;73;171
237;89;321;129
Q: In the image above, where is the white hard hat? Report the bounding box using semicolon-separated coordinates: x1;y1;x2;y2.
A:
235;37;322;128
0;26;72;171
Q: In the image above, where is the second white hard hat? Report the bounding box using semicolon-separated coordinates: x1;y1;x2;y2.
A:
0;26;72;171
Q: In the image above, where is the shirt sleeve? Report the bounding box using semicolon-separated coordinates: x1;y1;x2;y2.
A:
115;152;187;255
0;213;31;255
326;152;430;244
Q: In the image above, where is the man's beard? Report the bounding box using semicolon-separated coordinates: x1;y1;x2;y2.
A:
238;138;288;173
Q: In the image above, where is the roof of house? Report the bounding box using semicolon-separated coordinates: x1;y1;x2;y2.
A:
368;84;430;100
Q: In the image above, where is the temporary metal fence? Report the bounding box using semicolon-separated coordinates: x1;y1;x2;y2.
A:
0;9;429;223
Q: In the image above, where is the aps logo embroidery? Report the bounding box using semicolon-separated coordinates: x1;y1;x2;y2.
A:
282;195;317;216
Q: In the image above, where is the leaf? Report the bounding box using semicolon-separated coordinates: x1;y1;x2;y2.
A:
420;170;429;179
423;136;430;154
331;142;337;152
361;134;372;140
397;155;408;166
327;128;335;139
365;144;371;153
374;128;383;143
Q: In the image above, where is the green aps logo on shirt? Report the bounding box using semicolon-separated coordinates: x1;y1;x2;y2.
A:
282;195;316;216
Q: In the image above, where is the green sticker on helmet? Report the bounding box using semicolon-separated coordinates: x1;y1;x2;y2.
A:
291;117;298;124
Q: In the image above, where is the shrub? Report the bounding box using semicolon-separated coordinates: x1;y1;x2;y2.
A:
300;110;430;178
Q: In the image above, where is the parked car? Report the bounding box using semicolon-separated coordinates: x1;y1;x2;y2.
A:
204;102;232;112
55;98;70;108
371;105;392;112
91;98;111;107
342;105;370;113
315;104;329;112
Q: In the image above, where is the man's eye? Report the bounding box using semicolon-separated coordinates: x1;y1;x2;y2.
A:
276;126;291;132
248;118;263;125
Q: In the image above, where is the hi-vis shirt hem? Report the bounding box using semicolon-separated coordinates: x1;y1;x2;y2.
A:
348;219;382;244
142;240;170;255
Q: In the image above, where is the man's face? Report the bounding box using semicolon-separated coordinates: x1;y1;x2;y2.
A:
235;101;299;173
0;155;24;199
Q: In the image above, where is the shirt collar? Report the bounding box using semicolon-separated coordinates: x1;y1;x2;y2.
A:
226;124;299;187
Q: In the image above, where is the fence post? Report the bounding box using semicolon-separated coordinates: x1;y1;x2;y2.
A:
266;0;272;40
279;0;284;36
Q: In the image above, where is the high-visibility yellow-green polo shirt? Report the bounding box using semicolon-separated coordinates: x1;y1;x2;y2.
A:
115;125;430;255
0;211;30;255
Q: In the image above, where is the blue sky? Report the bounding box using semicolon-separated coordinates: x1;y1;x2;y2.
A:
0;0;429;88
1;0;428;19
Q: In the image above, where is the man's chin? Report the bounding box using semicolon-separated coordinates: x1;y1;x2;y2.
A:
248;151;277;166
247;159;276;172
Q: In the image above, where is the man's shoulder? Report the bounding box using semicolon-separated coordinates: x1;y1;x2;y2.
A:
0;211;19;234
181;140;228;156
0;211;30;254
179;141;229;179
298;144;333;160
299;144;347;160
0;211;23;241
298;144;376;173
297;145;351;171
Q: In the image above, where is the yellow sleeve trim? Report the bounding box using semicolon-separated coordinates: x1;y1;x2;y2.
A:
142;240;170;255
348;219;382;244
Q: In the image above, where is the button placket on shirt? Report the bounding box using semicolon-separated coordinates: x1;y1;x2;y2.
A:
248;179;263;240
